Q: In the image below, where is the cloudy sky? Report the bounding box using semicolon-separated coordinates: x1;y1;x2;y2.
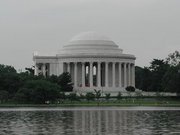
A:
0;0;180;71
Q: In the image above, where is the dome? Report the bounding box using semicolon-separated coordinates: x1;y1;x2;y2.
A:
70;31;111;41
58;32;123;57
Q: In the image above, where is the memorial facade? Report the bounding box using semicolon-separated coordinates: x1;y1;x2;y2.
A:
33;32;136;92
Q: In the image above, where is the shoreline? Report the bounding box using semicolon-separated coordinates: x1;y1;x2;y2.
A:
1;98;180;107
0;103;180;107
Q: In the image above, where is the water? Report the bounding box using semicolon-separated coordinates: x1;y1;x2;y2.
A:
0;107;180;135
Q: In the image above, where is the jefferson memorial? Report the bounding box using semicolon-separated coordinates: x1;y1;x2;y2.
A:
33;32;136;93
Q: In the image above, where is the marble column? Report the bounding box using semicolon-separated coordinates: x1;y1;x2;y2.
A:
42;63;46;76
89;62;93;87
74;62;77;87
97;62;101;87
119;62;122;87
112;62;116;87
128;63;131;86
57;62;62;76
132;64;135;87
49;63;54;76
34;63;38;75
67;62;70;73
105;62;109;87
82;62;85;87
124;63;127;88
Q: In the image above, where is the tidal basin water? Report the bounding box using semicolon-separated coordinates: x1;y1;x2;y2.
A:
0;107;180;135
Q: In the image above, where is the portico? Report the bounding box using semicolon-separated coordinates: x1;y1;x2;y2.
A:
62;61;135;87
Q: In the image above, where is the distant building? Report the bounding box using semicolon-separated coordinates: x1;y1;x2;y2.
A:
33;32;136;93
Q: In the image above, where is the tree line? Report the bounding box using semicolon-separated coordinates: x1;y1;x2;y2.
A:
0;66;73;103
135;51;180;93
0;51;179;104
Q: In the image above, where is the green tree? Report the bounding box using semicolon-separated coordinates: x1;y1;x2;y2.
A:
135;66;152;91
135;66;144;89
0;90;9;103
0;72;21;98
47;75;58;84
18;80;60;104
59;92;66;103
14;88;30;103
25;66;35;75
0;64;16;73
136;59;169;92
48;72;73;92
116;92;122;102
0;64;21;98
148;59;169;91
162;64;180;93
166;50;180;66
58;72;73;92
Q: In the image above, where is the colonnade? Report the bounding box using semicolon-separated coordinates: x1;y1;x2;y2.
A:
34;63;48;76
34;61;135;89
64;61;135;88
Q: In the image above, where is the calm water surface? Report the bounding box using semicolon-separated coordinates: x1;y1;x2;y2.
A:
0;107;180;135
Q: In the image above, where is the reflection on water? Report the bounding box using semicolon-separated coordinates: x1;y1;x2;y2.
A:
0;107;180;135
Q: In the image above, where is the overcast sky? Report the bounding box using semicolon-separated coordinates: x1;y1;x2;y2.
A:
0;0;180;71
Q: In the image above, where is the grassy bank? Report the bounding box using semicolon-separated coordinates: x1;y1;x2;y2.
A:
0;98;180;107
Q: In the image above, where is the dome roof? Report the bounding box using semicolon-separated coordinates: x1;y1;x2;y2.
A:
58;32;124;57
70;31;111;41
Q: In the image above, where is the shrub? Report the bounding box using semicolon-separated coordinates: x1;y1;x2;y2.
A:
58;72;73;92
15;80;60;104
47;72;73;92
85;92;95;102
59;92;66;103
0;90;9;103
126;86;135;92
105;93;111;101
94;89;101;101
116;92;122;101
68;93;78;102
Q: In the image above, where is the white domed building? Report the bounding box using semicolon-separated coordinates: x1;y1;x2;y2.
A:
33;32;136;93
